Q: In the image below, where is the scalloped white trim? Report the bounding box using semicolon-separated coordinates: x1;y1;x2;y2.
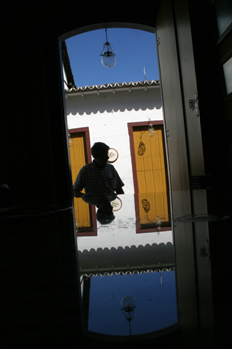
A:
80;267;175;277
67;80;160;92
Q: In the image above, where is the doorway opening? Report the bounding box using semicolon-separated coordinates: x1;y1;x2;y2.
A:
59;24;177;338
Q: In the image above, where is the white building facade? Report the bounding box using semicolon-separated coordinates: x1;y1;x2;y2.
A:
65;81;174;274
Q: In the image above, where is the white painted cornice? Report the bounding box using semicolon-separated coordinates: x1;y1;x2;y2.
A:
65;80;160;97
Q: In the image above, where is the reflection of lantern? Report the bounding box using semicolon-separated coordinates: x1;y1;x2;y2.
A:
75;219;78;233
148;119;155;137
68;133;73;147
148;122;155;137
155;216;164;233
121;296;136;335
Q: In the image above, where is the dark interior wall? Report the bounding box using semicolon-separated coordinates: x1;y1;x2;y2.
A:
188;1;232;347
1;0;231;347
1;11;56;206
188;0;232;213
1;1;164;347
2;0;161;207
1;209;82;347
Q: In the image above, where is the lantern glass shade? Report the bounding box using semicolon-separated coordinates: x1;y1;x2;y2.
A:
148;123;155;137
101;51;117;67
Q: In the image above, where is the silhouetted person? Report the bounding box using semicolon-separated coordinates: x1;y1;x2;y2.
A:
73;142;124;223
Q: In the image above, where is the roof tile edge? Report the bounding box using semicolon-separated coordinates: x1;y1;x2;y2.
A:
66;80;160;93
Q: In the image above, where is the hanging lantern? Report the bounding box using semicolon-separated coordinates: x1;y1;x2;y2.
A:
68;133;73;147
100;29;117;68
148;119;155;137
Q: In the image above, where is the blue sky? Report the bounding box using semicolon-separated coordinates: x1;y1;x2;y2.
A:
66;28;159;87
88;271;177;336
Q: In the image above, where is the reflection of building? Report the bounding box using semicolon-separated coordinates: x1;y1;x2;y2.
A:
78;242;174;275
2;1;232;348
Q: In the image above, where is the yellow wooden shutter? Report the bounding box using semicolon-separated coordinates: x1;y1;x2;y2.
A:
69;132;91;229
133;126;169;225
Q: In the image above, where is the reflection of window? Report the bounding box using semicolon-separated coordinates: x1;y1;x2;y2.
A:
69;128;97;236
128;122;171;233
214;0;232;37
223;57;232;95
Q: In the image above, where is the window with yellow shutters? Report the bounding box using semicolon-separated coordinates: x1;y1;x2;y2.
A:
128;122;171;233
69;128;97;236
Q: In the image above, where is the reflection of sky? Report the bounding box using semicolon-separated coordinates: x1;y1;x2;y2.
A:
88;271;178;335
